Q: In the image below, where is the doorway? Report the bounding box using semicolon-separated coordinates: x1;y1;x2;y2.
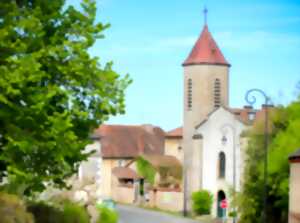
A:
217;190;226;218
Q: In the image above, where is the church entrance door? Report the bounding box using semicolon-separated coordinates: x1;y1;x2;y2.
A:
217;190;226;218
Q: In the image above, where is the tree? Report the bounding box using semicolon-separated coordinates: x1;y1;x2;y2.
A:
238;96;300;223
136;157;156;185
0;0;131;195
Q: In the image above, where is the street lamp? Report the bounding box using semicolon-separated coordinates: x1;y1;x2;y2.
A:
245;89;271;223
220;124;237;223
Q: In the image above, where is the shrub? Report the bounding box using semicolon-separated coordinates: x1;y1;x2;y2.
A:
62;202;90;223
97;206;118;223
192;190;213;215
229;211;238;217
0;192;34;223
28;200;89;223
27;201;63;223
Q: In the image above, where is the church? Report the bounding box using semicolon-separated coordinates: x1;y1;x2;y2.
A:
164;17;270;217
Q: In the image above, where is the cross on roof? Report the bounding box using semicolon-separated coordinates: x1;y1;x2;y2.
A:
203;6;208;25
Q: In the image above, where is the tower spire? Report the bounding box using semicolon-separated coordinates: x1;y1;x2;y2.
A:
203;6;208;25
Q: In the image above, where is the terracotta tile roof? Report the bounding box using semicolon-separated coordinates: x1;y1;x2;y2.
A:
183;25;230;67
165;127;183;138
230;105;275;125
95;124;165;158
112;167;141;179
141;154;182;168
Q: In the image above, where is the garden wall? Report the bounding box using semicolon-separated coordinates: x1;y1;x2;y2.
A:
149;189;183;212
112;186;135;204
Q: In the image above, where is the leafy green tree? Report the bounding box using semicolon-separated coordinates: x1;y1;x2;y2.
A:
136;157;156;185
238;96;300;223
0;0;131;195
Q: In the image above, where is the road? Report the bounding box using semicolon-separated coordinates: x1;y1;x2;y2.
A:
117;204;201;223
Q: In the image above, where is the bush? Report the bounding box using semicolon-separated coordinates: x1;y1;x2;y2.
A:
0;192;34;223
62;202;90;223
192;190;213;215
28;201;89;223
27;201;63;223
229;211;238;217
97;206;118;223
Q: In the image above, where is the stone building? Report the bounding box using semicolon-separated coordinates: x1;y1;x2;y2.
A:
165;21;271;218
94;124;165;199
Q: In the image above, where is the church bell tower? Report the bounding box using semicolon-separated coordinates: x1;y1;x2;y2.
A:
182;8;231;210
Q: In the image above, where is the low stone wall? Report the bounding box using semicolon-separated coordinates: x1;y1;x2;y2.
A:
149;189;183;212
112;186;135;204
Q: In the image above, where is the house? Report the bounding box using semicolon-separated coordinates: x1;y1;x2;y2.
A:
94;124;165;199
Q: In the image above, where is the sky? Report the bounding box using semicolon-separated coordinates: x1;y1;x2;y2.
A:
68;0;300;131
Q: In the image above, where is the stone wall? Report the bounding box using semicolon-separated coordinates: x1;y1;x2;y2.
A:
148;189;183;212
112;186;135;204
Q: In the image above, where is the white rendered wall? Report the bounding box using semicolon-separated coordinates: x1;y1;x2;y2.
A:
196;107;246;217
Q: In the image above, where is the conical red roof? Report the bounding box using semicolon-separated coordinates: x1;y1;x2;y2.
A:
183;25;230;66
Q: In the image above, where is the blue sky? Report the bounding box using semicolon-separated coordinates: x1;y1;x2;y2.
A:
68;0;300;131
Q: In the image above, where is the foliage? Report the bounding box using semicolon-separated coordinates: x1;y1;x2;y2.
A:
0;192;34;223
27;200;90;223
191;190;213;215
0;0;131;195
27;201;64;223
62;201;90;223
229;211;238;217
238;97;300;223
136;156;156;185
97;206;118;223
158;165;182;181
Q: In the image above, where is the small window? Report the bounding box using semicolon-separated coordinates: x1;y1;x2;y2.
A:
218;152;226;178
118;159;125;167
187;78;192;110
214;79;221;108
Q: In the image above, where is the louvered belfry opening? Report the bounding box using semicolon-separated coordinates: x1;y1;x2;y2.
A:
214;78;221;108
187;78;192;110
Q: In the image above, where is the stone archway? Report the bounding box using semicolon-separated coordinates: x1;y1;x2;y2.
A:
217;190;226;218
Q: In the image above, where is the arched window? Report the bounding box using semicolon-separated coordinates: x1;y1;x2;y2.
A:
214;78;221;108
219;152;226;178
187;78;192;110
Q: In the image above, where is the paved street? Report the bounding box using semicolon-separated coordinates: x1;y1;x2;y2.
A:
117;204;201;223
